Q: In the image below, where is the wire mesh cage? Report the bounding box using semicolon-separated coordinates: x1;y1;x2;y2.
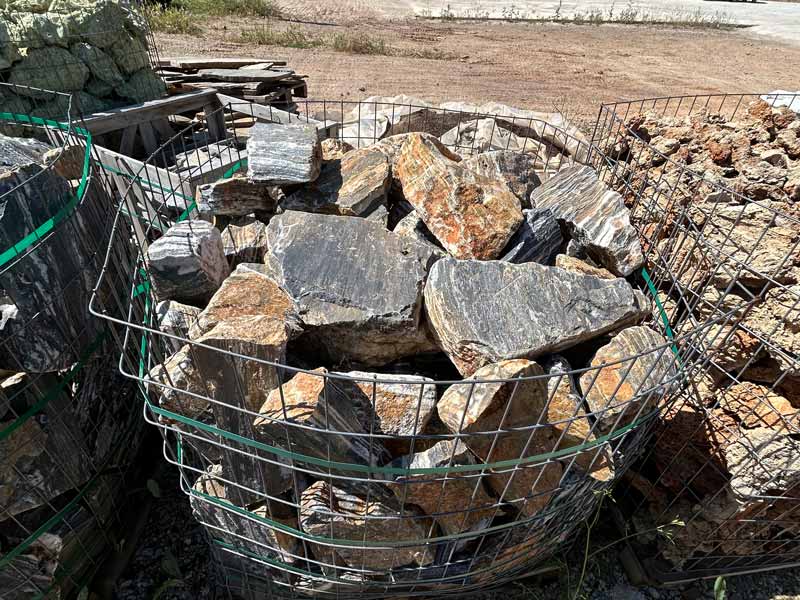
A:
590;92;800;584
87;97;748;598
0;0;163;119
0;84;144;599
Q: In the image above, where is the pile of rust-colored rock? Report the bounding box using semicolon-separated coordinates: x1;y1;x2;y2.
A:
605;99;800;569
144;120;680;586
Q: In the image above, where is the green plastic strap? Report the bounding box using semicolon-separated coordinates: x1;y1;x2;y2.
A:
0;112;92;269
641;267;681;362
0;473;100;569
0;330;107;442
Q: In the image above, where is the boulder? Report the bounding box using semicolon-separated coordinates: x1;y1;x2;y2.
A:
282;147;389;217
189;267;300;504
742;283;800;377
155;300;200;353
265;211;438;366
0;373;91;518
461;150;541;207
725;427;800;501
395;133;523;260
115;68;165;103
393;211;445;257
555;254;616;280
9;46;89;97
500;208;562;265
543;357;614;481
147;344;209;420
299;480;434;569
439;118;527;156
424;258;649;375
253;368;391;467
530;165;644;276
70;42;123;86
221;220;269;267
107;34;149;75
437;359;561;517
146;220;230;305
247;122;322;184
580;326;677;436
321;138;354;161
339;371;437;457
390;439;496;537
196;176;277;217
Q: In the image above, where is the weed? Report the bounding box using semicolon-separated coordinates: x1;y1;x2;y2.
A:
330;32;389;55
239;24;321;48
176;0;283;18
143;5;200;34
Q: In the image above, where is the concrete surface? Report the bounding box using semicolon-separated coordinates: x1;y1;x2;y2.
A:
380;0;800;45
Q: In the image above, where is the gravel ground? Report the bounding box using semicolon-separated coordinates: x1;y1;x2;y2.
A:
114;460;800;600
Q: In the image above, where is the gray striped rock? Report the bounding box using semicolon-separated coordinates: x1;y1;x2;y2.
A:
265;211;438;366
393;211;445;257
220;219;269;267
580;326;676;435
156;300;200;353
146;220;230;305
300;480;434;570
253;367;391;467
196;176;277;217
725;427;800;501
500;208;563;265
424;258;649;375
282;146;390;216
530;166;644;276
461;150;540;207
247;122;322;184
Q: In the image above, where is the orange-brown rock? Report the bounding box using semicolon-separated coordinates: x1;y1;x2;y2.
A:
394;132;523;260
555;254;616;280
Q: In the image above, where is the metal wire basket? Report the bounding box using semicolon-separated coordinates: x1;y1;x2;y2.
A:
591;92;800;584
0;85;144;599
88;98;741;598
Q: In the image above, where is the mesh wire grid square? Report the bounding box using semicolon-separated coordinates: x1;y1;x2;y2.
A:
82;96;756;598
590;92;800;585
0;85;144;599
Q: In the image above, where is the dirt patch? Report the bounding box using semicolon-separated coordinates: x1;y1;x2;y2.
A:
155;16;800;128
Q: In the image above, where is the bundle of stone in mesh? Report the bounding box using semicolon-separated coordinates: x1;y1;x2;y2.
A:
145;121;680;579
599;99;800;565
0;132;144;598
0;0;165;118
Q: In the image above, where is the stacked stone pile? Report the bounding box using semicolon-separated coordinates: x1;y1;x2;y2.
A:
0;0;165;118
145;120;679;585
602;99;800;567
0;132;143;598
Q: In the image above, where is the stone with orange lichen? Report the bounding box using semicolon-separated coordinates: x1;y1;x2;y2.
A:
555;254;616;280
580;326;676;435
715;382;799;430
253;368;391;466
394;132;523;260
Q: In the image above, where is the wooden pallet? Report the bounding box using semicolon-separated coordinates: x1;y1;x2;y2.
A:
158;56;307;110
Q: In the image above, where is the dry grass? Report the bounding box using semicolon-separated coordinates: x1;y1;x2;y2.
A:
143;5;201;34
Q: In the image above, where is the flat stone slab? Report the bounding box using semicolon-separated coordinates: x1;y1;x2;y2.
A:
530;165;644;276
196;176;277;217
247;122;321;184
265;211;438;366
424;258;649;375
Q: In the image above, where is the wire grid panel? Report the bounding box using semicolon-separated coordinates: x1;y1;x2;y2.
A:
591;93;800;583
0;0;163;119
0;87;144;599
89;99;713;597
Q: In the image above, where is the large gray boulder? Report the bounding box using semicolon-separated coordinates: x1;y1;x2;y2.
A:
247;122;322;184
424;258;649;375
461;150;541;207
70;42;123;86
9;46;89;97
500;207;563;264
530;166;644;276
265;211;438;366
146;220;230;305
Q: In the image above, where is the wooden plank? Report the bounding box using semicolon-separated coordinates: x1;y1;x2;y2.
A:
81;89;219;135
152;119;175;141
165;57;287;69
139;121;158;156
119;125;138;156
203;101;226;143
215;93;338;137
196;69;296;83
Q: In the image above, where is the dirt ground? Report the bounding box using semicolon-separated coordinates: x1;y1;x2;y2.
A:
155;13;800;127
